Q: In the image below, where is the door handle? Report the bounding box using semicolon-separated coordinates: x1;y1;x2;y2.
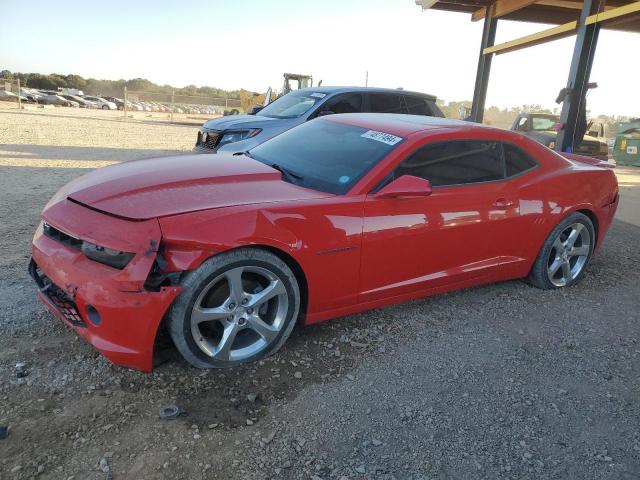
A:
493;198;514;208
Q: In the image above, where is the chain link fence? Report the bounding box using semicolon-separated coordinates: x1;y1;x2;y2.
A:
123;89;242;124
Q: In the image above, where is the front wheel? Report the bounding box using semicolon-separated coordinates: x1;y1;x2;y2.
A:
528;212;595;289
167;248;300;368
102;105;109;110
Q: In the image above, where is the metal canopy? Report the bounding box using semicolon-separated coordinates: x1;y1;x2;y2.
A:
416;0;640;32
416;0;640;154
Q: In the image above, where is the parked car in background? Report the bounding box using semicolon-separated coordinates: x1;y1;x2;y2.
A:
60;94;97;108
511;112;608;161
59;88;85;96
99;96;125;110
83;96;117;110
0;90;21;102
20;88;43;103
39;94;79;107
30;114;618;371
194;86;443;153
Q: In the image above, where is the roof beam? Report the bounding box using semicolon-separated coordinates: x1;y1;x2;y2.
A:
415;0;439;10
483;20;577;54
584;1;640;25
535;0;615;11
482;1;640;55
472;0;538;21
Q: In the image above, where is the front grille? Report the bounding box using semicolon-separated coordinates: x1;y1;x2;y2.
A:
42;222;82;250
200;131;220;150
29;260;85;327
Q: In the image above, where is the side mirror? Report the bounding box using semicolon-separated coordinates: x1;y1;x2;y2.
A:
316;110;335;118
248;105;263;115
374;175;432;199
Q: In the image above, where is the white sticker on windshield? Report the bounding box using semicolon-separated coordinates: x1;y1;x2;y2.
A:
310;92;326;98
361;130;403;146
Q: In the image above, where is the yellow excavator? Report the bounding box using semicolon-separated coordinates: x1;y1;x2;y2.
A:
239;73;314;114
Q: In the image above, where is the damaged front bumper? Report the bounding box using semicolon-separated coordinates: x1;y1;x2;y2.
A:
30;198;182;372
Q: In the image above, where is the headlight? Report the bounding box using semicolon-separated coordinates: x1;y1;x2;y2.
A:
548;141;556;149
81;241;134;269
218;129;261;147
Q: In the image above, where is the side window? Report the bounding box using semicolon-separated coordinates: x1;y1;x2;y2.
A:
395;141;504;187
404;96;432;116
319;94;363;114
503;143;538;177
369;93;406;114
516;117;529;131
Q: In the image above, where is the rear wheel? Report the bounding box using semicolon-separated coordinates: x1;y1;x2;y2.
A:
101;105;109;110
167;248;300;368
528;212;595;289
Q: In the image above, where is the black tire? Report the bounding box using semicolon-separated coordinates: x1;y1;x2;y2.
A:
167;248;300;368
102;105;109;110
528;212;595;289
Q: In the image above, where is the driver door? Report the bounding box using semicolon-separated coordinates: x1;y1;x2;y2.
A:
359;139;521;303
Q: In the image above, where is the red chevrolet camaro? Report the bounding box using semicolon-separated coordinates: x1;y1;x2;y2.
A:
30;114;619;372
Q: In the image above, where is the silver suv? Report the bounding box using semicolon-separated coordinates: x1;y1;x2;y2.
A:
194;86;443;154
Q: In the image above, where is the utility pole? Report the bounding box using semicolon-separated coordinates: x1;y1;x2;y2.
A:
123;86;128;117
171;90;175;123
365;71;368;87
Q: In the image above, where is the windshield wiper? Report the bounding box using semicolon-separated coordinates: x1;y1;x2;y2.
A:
233;150;255;159
269;163;304;184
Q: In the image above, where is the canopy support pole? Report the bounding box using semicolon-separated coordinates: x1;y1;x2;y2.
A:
470;3;497;123
556;0;601;153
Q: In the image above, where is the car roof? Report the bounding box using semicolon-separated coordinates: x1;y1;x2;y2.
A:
324;113;498;137
297;86;437;101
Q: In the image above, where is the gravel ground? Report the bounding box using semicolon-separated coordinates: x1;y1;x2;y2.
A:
0;108;639;479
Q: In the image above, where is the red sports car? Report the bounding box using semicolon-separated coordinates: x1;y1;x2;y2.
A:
30;114;619;372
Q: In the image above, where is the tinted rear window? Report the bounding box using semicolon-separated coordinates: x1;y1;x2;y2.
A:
503;143;538;177
250;120;403;194
404;96;432;116
369;93;406;114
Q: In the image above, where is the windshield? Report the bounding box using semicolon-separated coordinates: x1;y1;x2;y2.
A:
249;119;404;194
531;115;559;131
258;91;325;119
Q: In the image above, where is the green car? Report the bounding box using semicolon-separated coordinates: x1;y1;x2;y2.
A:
613;119;640;166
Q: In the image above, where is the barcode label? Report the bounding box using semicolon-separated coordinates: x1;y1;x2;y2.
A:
361;130;403;146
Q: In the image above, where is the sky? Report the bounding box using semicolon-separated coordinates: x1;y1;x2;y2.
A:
1;0;638;117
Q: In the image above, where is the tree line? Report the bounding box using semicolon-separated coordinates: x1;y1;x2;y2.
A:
0;70;241;100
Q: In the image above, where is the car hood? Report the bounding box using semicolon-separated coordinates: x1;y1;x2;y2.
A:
203;114;295;131
51;154;328;220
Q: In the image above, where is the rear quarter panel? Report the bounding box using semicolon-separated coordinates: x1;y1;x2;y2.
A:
514;141;618;261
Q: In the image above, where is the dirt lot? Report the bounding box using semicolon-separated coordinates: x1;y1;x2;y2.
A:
1;107;639;480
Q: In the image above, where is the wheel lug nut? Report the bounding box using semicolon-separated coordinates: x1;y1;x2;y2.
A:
242;298;248;305
229;303;236;310
247;308;253;314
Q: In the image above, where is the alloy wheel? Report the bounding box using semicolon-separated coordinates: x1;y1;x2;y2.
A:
190;266;289;362
546;222;591;287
